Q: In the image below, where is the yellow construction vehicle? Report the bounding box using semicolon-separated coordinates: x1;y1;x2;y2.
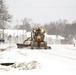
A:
17;27;51;49
30;27;47;49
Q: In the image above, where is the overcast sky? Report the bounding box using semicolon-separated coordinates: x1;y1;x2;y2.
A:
6;0;76;25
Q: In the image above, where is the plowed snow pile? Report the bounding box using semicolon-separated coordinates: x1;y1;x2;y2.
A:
11;60;41;70
0;61;41;71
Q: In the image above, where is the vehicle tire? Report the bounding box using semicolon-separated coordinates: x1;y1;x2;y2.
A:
17;45;22;48
44;41;47;49
31;41;34;49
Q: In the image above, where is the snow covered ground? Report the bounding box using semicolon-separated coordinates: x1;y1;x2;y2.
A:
0;43;76;75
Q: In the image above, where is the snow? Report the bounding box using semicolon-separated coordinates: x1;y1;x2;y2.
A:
0;43;76;75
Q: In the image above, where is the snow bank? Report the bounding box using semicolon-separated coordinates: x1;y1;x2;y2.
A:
11;60;41;70
0;60;41;72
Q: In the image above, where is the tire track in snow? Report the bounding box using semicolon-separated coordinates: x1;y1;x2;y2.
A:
38;50;76;61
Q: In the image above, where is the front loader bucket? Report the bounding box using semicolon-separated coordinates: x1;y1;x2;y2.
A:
17;43;30;48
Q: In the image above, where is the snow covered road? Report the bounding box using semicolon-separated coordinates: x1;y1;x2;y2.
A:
0;44;76;75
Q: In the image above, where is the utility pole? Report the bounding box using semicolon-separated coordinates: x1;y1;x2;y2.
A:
23;20;24;41
2;15;4;40
16;20;19;43
17;20;19;37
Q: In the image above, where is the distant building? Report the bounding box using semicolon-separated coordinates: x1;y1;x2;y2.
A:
26;32;31;38
4;29;27;43
45;33;65;44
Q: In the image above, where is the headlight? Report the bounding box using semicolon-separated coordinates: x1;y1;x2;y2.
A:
41;28;45;33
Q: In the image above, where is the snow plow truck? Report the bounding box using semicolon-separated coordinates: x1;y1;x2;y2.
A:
17;27;51;49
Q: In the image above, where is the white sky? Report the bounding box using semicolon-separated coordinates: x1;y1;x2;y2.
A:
6;0;76;25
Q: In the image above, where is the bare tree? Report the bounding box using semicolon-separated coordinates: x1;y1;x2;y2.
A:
19;18;31;31
0;0;12;29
